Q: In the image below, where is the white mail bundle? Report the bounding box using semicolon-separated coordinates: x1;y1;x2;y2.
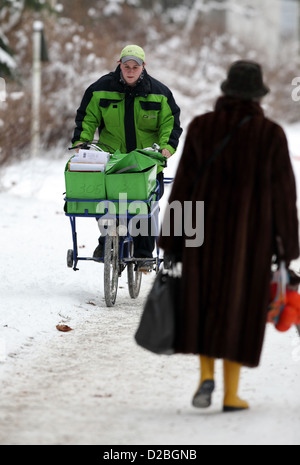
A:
69;149;111;172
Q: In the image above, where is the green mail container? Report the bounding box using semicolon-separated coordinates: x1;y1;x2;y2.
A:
66;200;104;215
101;165;157;215
65;171;106;199
65;162;106;214
105;150;165;175
64;161;157;215
106;165;157;200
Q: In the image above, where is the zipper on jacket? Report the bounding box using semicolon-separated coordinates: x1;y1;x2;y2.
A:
124;92;137;153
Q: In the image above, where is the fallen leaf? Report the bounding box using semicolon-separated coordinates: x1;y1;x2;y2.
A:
56;324;73;332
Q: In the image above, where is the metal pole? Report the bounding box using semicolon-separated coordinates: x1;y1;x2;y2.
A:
31;21;43;158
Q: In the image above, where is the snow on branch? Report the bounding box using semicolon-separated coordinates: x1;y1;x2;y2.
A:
0;47;16;70
0;0;25;34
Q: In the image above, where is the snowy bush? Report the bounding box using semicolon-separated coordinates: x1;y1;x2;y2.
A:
0;0;299;164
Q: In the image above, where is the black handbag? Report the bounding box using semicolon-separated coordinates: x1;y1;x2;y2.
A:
134;267;181;355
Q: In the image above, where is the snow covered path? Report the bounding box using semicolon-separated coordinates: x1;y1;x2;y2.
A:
0;133;300;445
0;310;299;446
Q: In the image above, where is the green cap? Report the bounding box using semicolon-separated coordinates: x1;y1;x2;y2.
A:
120;45;145;66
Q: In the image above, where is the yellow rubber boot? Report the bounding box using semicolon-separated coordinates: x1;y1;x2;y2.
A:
223;360;249;412
192;356;215;408
200;355;215;383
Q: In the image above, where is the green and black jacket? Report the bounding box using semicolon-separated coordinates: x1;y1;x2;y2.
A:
72;65;183;155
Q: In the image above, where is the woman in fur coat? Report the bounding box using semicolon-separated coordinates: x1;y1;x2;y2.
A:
159;61;299;412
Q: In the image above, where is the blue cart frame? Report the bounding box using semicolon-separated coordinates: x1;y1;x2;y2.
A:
65;177;173;306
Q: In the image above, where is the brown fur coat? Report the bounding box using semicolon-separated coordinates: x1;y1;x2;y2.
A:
159;96;299;367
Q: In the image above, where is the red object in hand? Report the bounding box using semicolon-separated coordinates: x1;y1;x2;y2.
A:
275;290;300;332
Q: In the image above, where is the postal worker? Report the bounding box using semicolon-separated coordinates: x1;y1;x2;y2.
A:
72;45;182;266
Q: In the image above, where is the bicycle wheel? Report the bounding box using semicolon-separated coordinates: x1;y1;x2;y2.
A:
127;241;142;299
104;233;119;307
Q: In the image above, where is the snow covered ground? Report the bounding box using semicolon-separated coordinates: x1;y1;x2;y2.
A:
0;123;299;446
